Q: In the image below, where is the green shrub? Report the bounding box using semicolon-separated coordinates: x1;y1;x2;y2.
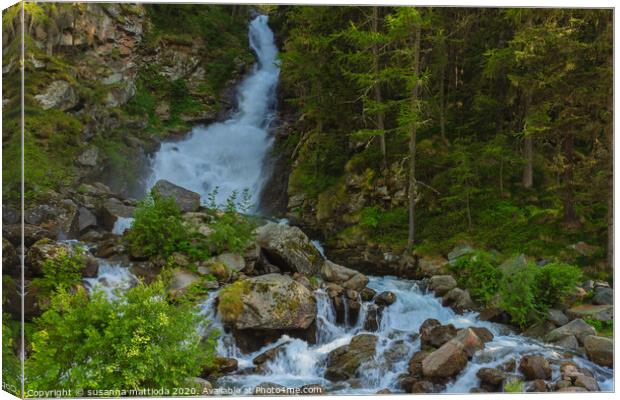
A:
26;281;214;390
498;262;540;328
584;318;613;337
35;246;86;294
533;262;582;309
205;212;256;254
125;191;186;259
448;250;502;304
2;314;21;395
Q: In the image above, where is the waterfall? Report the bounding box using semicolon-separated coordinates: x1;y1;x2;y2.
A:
146;15;280;209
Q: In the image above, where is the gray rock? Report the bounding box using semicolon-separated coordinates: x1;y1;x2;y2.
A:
592;287;613;305
519;355;551;380
428;275;457;296
566;304;613;322
217;274;316;331
575;374;600;391
101;198;134;231
584;335;613;368
421;340;468;379
256;223;323;276
375;291;396;306
167;268;200;299
74;207;98;234
325;334;378;381
77;147;99;167
547;309;569;326
34;80;79;110
545;318;596;345
153;180;201;213
442;287;477;312
554;335;579;350
321;260;369;291
213;252;246;272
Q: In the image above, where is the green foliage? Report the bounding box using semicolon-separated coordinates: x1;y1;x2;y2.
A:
504;379;524;393
449;251;502;304
533;262;582;309
33;246;86;294
583;318;613;337
359;206;408;245
206;212;256;255
125;191;186;259
498;262;540;328
217;280;250;323
26;281;214;390
2;314;21;395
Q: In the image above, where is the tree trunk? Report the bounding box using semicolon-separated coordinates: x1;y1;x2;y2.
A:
562;133;579;228
439;59;447;145
372;6;387;172
522;135;533;188
407;24;422;252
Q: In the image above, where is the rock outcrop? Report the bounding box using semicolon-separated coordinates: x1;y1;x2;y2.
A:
256;223;323;275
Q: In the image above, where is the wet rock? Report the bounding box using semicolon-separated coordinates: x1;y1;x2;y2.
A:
410;380;444;393
428;275;457;296
584;335;613;368
524;321;557;339
450;329;486;358
575;374;600;391
375;291;396;306
419;318;441;338
442;287;476;312
201;357;238;377
470;327;494;343
346;297;361;325
256;223;323;276
218;274;316;331
252;342;289;370
422;340;469;379
554;380;572;390
375;388;391;394
526;379;548;392
477;368;505;390
560;361;583;381
101;198;135;231
152;179;201;213
325;334;377;381
592;287;613;305
545;318;596;345
383;340;409;367
363;304;382;332
499;358;516;372
408;350;431;377
167;268;200;299
212;252;246;273
519;355;551;380
422;324;457;349
34;80;79;111
478;307;511;324
566;304;613;322
360;287;376;301
547;309;569;326
345;289;358;300
74;207;98;234
554;335;579;350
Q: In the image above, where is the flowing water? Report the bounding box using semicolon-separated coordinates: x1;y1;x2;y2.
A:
196;276;613;394
82;15;613;394
146;15;280;209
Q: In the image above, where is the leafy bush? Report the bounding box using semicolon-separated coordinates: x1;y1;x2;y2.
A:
584;318;613;337
448;251;502;304
206;212;256;254
358;206;408;245
26;281;215;390
2;314;21;395
32;246;86;296
125;192;186;259
498;262;540;328
533;262;582;309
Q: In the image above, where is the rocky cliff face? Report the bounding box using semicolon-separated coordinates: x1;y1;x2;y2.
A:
2;3;251;201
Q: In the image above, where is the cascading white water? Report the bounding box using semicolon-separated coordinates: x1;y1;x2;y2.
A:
147;15;280;209
203;275;613;394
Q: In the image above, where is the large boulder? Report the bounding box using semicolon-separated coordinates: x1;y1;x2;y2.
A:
566;304;613;322
26;239;73;277
416;256;448;278
428;275;457;296
321;260;369;291
101;198;135;231
167;268;200;299
421;340;469;379
584;335;613;368
421;323;457;349
217;274;316;331
73;207;98;234
547;309;569;327
256;223;323;275
152;180;201;213
2;238;20;275
519;355;551;380
3;223;56;247
545;318;596;345
325;334;378;381
592;287;613;306
451;328;488;357
442;288;477;312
